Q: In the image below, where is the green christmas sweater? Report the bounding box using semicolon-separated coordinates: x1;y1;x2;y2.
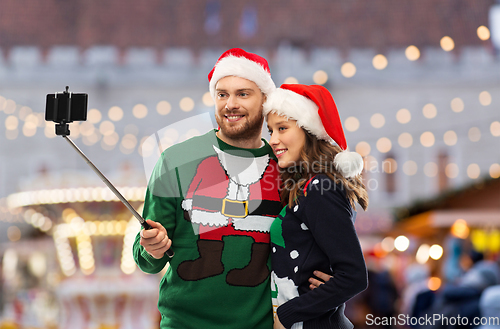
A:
133;129;282;329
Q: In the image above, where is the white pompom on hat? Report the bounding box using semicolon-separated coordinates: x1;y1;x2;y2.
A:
208;48;276;100
263;84;363;178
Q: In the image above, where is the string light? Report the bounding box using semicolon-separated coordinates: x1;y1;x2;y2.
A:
477;26;491;40
405;45;420;61
179;97;195;112
355;141;371;157
420;131;435;147
133;104;148;119
157;100;172;115
312;70;328;84
283;77;298;84
108;106;124;121
445;163;459;178
340;62;356;78
398;132;413;148
443;130;458;146
372;54;388;70
344;117;360;132
396;109;411;124
403;161;418;176
479;91;492;106
440;36;455;51
370;113;385;128
467;163;480;179
424;162;438;177
376;137;392;153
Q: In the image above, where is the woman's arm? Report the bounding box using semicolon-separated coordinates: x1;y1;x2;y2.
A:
277;176;368;328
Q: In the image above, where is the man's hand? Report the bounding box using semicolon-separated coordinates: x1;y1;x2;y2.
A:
309;270;333;290
139;220;172;259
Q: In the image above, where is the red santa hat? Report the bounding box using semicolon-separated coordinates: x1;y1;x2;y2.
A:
263;84;364;178
208;48;276;99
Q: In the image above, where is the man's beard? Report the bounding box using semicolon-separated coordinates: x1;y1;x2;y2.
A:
216;113;264;142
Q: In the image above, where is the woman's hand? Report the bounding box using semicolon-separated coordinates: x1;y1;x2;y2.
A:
273;314;286;329
309;270;333;290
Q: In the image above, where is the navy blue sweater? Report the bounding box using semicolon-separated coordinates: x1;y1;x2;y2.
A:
270;175;368;329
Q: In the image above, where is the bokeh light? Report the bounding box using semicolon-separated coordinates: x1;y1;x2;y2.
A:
396;109;411;124
344;117;360;132
405;45;420;61
376;137;392;153
179;97;195;112
429;244;443;260
450;98;464;113
445;163;459;178
341;62;356;78
133;104;148;119
87;109;102;124
477;26;491;40
443;130;458;146
370;113;385;128
491;121;500;137
394;235;410;252
372;54;388;70
108;106;124;121
355;141;371;157
479;91;492;106
313;70;328;85
157;100;172;115
283;77;298;84
468;127;481;142
420;131;435;147
202;93;214;107
398;132;413;148
403;161;418;176
424;162;438;177
422;103;437;119
490;164;500;179
467;163;480;179
440;36;455;51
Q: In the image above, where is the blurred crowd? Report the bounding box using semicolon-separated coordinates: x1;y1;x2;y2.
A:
346;245;500;329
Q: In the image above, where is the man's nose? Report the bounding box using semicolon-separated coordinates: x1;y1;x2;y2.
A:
226;95;239;110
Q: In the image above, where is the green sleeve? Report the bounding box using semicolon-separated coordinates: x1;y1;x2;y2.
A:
133;153;180;274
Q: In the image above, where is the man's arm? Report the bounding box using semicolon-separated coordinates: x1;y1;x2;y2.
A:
133;153;179;274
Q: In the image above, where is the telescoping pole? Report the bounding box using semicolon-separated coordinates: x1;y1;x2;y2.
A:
63;135;174;258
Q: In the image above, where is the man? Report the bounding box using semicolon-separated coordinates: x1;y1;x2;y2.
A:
133;48;331;329
134;48;282;329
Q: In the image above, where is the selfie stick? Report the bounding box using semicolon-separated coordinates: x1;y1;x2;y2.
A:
61;136;174;258
49;87;173;258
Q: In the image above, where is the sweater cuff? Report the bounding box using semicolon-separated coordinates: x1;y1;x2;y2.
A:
140;246;164;265
277;299;302;329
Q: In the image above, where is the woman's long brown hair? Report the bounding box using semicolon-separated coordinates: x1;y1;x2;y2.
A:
280;131;369;211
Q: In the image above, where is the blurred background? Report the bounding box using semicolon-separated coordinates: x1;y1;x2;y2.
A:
1;1;500;328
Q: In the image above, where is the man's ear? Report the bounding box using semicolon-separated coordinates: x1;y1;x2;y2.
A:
261;93;267;105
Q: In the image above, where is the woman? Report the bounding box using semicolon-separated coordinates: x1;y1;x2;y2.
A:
263;84;369;329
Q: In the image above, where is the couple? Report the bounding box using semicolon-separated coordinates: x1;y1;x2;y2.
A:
133;48;369;329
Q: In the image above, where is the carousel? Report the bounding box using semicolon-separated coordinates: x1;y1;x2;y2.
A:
2;168;162;329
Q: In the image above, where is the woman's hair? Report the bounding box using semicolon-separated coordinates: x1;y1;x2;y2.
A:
280;130;369;211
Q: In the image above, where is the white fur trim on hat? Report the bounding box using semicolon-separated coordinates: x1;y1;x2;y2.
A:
334;151;364;178
263;88;331;141
209;55;276;99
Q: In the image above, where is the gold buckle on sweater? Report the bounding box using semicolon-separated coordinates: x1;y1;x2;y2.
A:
221;199;248;218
